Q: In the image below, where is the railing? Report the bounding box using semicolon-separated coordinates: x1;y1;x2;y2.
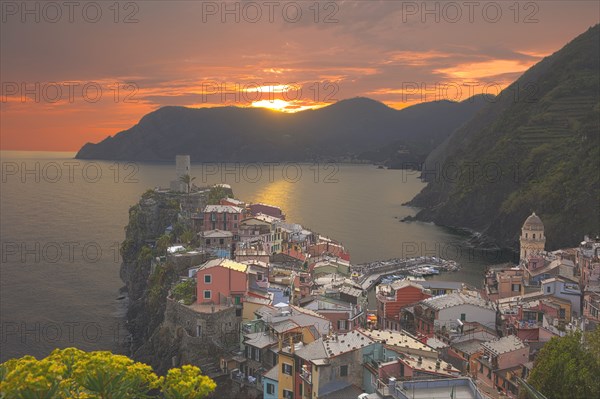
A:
300;369;312;384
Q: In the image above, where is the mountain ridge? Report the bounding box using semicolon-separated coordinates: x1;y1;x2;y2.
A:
75;96;489;163
408;24;600;251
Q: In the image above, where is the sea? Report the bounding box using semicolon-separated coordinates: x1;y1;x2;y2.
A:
0;151;515;362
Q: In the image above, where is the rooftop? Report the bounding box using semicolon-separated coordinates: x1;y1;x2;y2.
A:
412;280;464;290
399;355;459;376
338;284;363;298
200;258;247;273
390;280;426;291
523;212;544;230
222;198;245;206
421;292;495;311
244;332;278;349
263;365;279;381
452;339;484;356
482;335;527;356
394;378;485;399
296;330;375;361
201;229;233;238
359;329;436;354
204;204;244;213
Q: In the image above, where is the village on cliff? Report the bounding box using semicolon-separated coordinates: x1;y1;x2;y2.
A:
147;156;600;399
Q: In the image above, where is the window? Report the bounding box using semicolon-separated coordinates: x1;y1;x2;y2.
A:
299;382;303;396
546;286;551;293
272;352;278;366
340;365;348;377
337;320;347;331
282;363;292;375
219;238;224;245
204;275;212;284
460;313;466;321
203;290;211;299
234;214;238;221
266;383;275;395
205;239;210;245
283;389;293;399
511;284;521;292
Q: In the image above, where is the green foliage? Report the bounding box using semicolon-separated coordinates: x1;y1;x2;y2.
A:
178;175;196;194
148;264;168;306
171;223;185;241
0;348;216;399
138;246;154;264
528;330;600;398
179;230;196;246
162;365;216;399
412;25;600;249
171;280;196;305
207;186;231;205
155;234;172;257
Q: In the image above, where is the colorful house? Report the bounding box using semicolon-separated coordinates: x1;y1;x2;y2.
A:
196;258;248;306
405;292;496;338
201;204;244;235
376;280;431;331
474;335;529;398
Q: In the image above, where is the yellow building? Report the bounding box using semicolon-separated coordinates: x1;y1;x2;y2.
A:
520;212;546;262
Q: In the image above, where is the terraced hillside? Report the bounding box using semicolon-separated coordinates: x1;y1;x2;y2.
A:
409;25;600;250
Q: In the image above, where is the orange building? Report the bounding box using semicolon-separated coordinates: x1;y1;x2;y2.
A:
376;281;431;330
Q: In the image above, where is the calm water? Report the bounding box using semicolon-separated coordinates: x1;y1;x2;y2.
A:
0;151;506;361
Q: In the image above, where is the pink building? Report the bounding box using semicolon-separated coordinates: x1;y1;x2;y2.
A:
201;205;244;235
474;335;529;398
196;259;249;306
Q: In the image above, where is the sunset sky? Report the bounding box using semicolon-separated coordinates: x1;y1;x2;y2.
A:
1;1;599;151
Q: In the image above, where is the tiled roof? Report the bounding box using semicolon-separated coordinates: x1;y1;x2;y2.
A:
422;292;495;311
482;335;526;355
296;330;375;361
390;280;425;291
202;229;233;238
263;365;279;381
204;204;244;213
338;285;363;297
452;339;484;356
359;329;436;354
200;258;247;273
400;355;459;375
244;332;278;349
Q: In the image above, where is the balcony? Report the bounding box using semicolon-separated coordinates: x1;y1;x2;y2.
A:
300;367;312;385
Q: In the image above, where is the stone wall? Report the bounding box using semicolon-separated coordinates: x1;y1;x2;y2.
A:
165;299;241;348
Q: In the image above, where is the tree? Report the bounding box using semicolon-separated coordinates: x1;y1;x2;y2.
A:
179;174;196;194
179;230;196;246
0;348;216;399
527;330;600;398
156;234;172;256
207;185;231;205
